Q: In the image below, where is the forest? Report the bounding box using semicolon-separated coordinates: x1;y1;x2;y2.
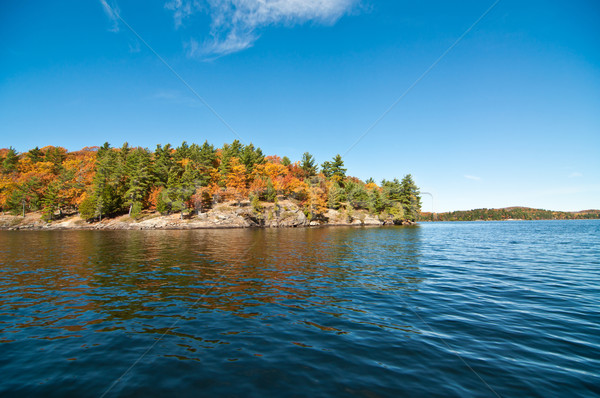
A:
421;207;600;221
0;141;421;223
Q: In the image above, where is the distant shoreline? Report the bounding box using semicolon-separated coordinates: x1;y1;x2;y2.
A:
420;207;599;222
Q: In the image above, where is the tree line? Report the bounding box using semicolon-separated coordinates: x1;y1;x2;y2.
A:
421;207;600;221
0;142;421;222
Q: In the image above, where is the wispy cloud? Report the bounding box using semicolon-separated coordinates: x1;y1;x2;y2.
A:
165;0;204;28
568;172;583;178
464;175;482;181
166;0;359;57
100;0;120;32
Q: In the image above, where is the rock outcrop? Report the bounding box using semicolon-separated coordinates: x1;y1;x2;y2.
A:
0;199;419;231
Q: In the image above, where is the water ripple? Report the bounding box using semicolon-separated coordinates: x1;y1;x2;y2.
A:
0;221;599;397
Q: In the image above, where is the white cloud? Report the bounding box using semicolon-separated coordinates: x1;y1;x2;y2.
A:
464;175;481;181
568;172;583;178
165;0;204;28
100;0;120;32
166;0;359;57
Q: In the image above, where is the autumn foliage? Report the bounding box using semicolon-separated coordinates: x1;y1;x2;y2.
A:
0;141;422;222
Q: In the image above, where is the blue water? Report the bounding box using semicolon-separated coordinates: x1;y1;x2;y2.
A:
0;221;599;397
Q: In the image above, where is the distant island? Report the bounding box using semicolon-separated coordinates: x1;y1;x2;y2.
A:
0;142;421;230
421;207;600;221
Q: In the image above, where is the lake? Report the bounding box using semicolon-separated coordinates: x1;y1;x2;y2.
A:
1;221;599;397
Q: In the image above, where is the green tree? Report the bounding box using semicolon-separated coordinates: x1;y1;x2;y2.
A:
124;148;152;216
281;156;291;166
153;144;174;187
78;194;97;220
381;179;402;206
321;161;332;178
7;177;43;216
91;143;123;220
2;147;19;173
174;141;190;161
27;147;44;163
41;180;61;221
45;146;67;174
368;188;385;214
399;174;421;221
300;152;317;176
165;163;195;219
330;154;346;179
240;143;264;174
327;183;346;210
346;181;369;209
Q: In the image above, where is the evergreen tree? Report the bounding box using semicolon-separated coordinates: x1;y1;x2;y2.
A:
330;154;346;179
92;144;122;220
321;161;332;178
7;177;43;216
227;140;243;158
153;144;174;187
346;181;369;209
174;141;190;161
382;179;402;205
124;148;152;215
264;179;276;202
281;156;291;166
165;163;195;219
368;188;385;214
240;143;264;174
327;182;346;209
300;152;317;176
27;147;44;163
2;147;19;173
45;147;66;174
78;194;97;220
41;180;60;221
399;174;421;221
119;142;131;164
197;141;217;186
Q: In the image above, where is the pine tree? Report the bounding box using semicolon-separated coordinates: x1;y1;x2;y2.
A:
368;188;385;214
197;141;217;186
327;182;346;210
399;174;421;221
41;180;60;221
300;152;317;176
153;144;174;187
174;141;190;161
2;147;19;173
124;148;152;215
330;154;346;179
45;147;66;174
321;161;332;178
382;179;402;205
240;143;264;174
27;147;44;163
91;144;122;220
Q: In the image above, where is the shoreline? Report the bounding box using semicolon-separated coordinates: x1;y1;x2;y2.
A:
0;200;416;231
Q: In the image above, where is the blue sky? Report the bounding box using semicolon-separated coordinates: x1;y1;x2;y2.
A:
1;0;599;211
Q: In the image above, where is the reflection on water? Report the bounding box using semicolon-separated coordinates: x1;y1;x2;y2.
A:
2;222;598;397
0;227;424;396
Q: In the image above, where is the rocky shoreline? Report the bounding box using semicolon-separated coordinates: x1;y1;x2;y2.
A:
0;200;415;231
